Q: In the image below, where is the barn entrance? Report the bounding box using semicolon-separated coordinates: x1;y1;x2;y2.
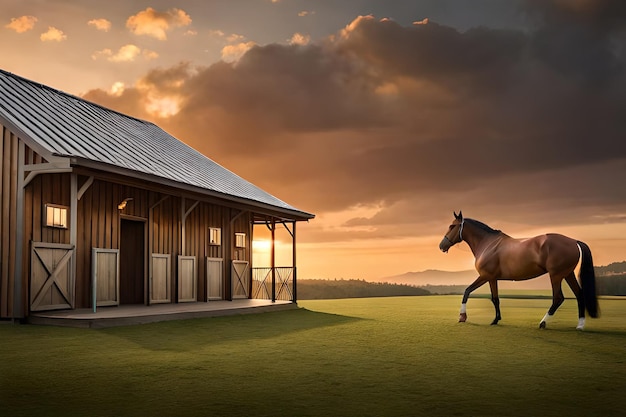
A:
120;218;145;304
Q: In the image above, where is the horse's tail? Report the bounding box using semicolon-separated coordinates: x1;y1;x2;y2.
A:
577;240;599;318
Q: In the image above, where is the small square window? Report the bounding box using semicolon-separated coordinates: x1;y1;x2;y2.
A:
45;204;68;229
235;233;246;248
209;227;221;245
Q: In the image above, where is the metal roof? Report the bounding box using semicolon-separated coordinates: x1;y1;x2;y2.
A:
0;69;313;220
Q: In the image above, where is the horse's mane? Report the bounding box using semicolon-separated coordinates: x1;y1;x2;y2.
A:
466;218;503;235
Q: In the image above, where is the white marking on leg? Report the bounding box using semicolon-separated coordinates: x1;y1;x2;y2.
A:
540;312;553;325
460;303;467;314
576;317;585;330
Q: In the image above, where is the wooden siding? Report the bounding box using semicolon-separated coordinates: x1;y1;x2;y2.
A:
10;158;256;315
1;125;19;318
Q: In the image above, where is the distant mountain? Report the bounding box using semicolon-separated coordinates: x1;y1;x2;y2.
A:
382;270;477;286
380;269;552;290
381;261;626;291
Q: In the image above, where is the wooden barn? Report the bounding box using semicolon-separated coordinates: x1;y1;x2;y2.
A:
0;69;314;323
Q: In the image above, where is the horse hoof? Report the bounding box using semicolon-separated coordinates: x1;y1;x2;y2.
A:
539;321;546;329
491;321;499;326
458;313;467;322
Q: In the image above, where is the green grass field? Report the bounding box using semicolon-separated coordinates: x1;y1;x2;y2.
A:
1;295;625;417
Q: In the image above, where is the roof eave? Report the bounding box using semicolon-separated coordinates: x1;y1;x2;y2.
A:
68;156;315;222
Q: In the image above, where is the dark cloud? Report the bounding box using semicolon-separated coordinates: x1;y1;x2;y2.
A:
82;2;626;242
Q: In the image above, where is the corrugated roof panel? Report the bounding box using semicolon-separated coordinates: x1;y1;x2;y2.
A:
0;69;312;218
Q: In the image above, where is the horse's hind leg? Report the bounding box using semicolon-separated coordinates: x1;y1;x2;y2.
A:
539;275;565;329
564;272;585;330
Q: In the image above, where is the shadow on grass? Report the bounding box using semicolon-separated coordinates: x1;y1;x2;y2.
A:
101;307;363;351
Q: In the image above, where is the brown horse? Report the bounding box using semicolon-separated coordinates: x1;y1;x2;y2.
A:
439;211;598;330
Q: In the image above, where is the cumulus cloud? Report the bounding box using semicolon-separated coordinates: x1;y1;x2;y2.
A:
88;18;111;32
126;7;192;40
221;42;256;62
40;26;67;42
92;44;158;62
82;1;626;239
5;15;37;33
289;33;310;45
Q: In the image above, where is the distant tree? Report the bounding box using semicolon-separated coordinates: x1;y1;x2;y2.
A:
298;279;430;300
596;274;626;296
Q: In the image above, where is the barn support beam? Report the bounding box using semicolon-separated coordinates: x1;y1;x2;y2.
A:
70;173;77;308
13;141;25;320
181;198;199;256
271;219;276;302
77;176;94;200
292;221;297;302
280;221;297;302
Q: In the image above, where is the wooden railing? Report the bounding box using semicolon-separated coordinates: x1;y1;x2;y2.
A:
251;267;295;302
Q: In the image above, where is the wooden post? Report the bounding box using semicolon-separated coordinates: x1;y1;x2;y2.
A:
13;140;25;319
292;221;297;303
271;219;276;302
70;173;77;309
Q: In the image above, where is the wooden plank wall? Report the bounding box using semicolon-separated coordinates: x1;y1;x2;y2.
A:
0;125;19;318
75;180;149;308
20;169;255;311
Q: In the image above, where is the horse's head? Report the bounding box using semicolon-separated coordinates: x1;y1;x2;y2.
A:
439;211;464;253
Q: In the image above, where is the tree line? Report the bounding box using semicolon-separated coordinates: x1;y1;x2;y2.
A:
298;268;626;300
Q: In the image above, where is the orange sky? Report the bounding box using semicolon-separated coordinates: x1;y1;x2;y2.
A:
2;0;626;281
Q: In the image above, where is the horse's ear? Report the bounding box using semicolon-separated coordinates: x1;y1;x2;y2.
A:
458;210;463;220
454;211;460;220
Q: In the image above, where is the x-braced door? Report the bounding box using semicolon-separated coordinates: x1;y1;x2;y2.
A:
30;242;75;311
231;260;249;299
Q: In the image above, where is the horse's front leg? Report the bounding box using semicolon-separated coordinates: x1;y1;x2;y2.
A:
459;277;488;322
489;280;501;325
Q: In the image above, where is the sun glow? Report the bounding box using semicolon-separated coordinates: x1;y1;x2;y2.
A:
253;239;272;253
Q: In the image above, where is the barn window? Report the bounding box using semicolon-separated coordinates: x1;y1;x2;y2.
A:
235;233;246;248
45;204;68;229
209;227;221;245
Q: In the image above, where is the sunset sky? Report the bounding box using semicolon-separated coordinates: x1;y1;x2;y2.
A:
2;0;626;281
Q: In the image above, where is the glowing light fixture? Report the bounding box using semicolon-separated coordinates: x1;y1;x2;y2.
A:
117;198;133;210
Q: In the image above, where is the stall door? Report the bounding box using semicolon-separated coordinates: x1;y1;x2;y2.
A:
207;258;223;300
30;243;75;311
231;260;249;299
178;256;197;302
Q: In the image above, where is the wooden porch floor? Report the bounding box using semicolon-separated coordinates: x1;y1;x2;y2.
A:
28;299;297;328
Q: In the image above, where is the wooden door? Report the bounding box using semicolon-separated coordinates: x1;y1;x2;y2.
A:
92;248;119;307
207;258;223;300
120;219;145;304
231;260;249;299
30;243;75;311
151;254;171;304
177;256;197;302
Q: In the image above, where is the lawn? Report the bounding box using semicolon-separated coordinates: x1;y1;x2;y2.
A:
1;295;625;417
